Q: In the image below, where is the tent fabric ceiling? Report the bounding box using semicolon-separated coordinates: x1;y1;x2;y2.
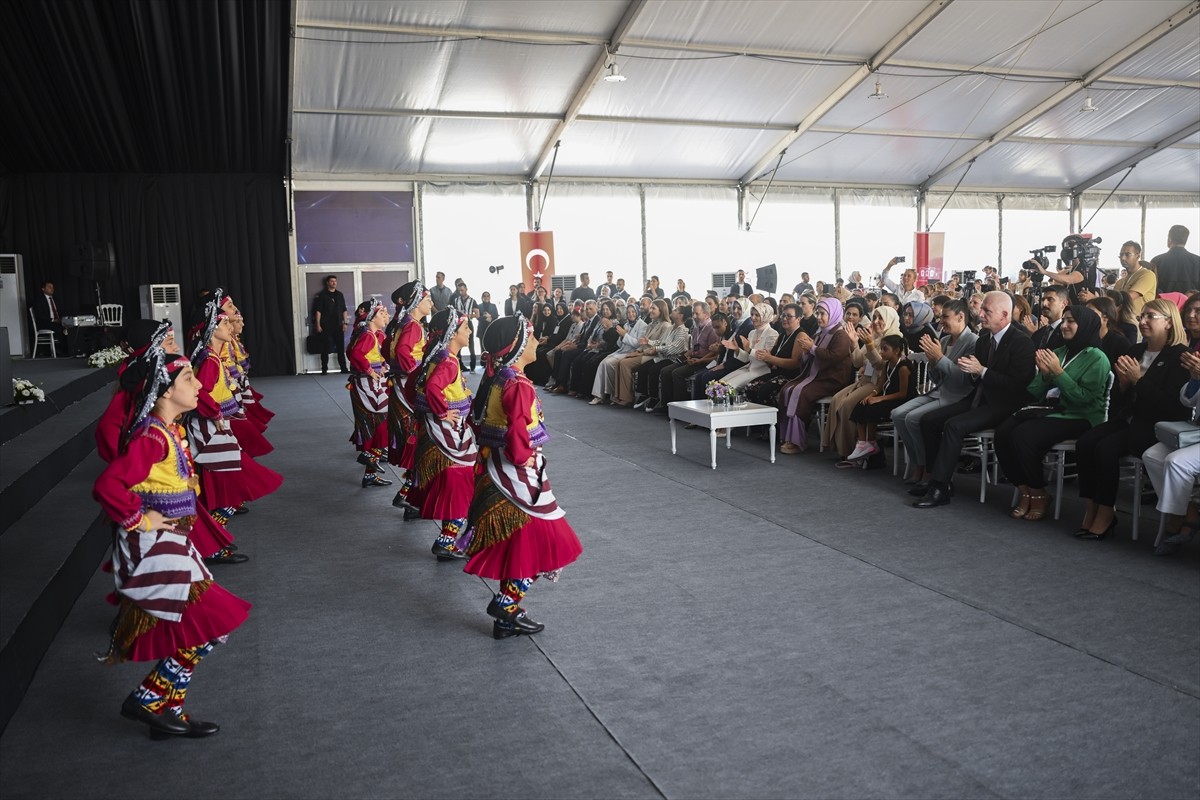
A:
293;0;1200;193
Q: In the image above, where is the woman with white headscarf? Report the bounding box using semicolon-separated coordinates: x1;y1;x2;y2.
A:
718;302;779;389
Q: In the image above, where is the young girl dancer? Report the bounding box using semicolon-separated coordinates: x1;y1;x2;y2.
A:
97;319;242;565
187;291;283;524
346;298;393;487
464;315;583;639
93;344;251;738
384;281;432;516
411;308;477;561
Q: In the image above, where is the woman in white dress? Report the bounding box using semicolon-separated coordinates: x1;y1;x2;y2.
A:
721;302;780;389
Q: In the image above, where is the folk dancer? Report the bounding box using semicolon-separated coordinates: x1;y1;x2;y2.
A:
409;308;477;560
384;280;432;517
347;298;393;487
186;290;283;525
462;315;583;639
92;344;251;739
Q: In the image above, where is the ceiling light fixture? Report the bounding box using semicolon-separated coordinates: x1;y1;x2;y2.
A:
868;78;886;100
603;46;626;83
1079;92;1097;113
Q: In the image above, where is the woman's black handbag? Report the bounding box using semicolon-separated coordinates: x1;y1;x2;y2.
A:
305;333;326;355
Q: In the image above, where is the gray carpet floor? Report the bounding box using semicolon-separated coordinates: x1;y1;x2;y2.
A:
2;373;1198;800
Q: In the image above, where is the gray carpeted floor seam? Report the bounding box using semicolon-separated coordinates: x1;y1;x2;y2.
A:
545;413;1200;701
463;572;670;799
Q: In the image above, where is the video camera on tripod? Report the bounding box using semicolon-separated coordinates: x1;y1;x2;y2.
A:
1024;245;1056;286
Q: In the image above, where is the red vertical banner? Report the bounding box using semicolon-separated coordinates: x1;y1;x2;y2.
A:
913;231;944;286
519;231;555;294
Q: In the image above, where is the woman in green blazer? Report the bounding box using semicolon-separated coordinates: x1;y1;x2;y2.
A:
995;305;1111;521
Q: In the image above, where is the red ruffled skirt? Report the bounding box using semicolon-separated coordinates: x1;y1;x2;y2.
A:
465;516;583;580
126;582;251;662
189;511;235;558
247;393;274;427
416;465;475;520
200;454;283;509
231;417;273;457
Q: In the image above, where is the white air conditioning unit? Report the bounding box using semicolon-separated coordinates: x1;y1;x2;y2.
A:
139;284;184;341
710;272;736;295
550;275;577;292
0;254;27;356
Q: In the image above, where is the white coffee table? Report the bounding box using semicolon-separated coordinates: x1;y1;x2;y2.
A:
667;399;777;469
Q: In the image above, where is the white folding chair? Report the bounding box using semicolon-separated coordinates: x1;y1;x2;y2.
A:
97;304;124;327
28;307;56;359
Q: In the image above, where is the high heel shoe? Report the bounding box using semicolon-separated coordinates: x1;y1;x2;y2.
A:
1077;518;1116;540
1010;493;1030;519
1023;493;1051;522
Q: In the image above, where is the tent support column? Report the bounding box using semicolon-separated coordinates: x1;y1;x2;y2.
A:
833;187;842;281
639;184;648;288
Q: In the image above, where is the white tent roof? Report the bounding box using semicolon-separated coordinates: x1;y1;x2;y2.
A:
292;0;1200;193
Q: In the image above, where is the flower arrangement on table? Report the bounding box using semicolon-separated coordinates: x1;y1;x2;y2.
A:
13;378;46;405
87;346;126;369
705;380;733;404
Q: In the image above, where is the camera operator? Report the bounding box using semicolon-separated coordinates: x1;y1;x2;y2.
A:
1033;234;1103;303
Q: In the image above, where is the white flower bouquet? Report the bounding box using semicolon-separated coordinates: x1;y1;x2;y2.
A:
87;346;127;369
13;378;46;405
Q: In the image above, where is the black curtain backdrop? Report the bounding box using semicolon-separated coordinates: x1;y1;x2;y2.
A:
1;174;295;374
0;0;294;374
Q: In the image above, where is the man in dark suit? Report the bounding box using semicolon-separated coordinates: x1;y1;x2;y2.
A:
1151;224;1200;294
30;280;67;354
1031;285;1069;351
913;291;1036;508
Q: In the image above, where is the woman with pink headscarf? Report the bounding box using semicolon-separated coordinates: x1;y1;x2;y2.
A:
777;297;854;454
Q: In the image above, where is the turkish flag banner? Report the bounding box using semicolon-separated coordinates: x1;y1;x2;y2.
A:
914;231;944;286
519;231;555;294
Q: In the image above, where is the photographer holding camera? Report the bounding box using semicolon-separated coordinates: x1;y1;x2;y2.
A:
1032;234;1103;303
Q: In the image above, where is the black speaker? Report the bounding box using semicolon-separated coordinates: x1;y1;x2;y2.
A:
755;263;778;294
70;242;116;281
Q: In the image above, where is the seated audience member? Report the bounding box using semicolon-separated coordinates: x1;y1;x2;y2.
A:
1012;294;1038;336
1084;295;1132;367
30;279;67;351
1105;289;1139;344
721;303;779;390
826;299;893;457
797;294;820;337
893;299;978;489
879;292;901;311
743;303;807;408
705;295;720;315
688;312;740;401
569;300;619;397
1142;349;1200;555
612;299;671;407
779;293;795;308
634;306;691;412
901;301;937;352
591;303;647;404
778;298;854;454
1074;299;1191;539
814;281;826;297
658;301;720;409
995;306;1111;521
533;304;580;386
842;335;914;465
1182;293;1200;350
550;300;600;392
913;292;1036;509
531;302;551;339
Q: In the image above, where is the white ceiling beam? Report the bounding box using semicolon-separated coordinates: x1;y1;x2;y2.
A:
296;18;1200;90
920;1;1200;191
292;107;1200;150
527;0;648;181
1071;120;1200;193
739;0;955;185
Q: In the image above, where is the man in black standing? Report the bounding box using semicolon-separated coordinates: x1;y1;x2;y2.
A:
570;273;596;303
913;291;1035;508
451;281;479;372
1151;225;1200;294
311;275;348;374
476;291;498;354
599;271;618;299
